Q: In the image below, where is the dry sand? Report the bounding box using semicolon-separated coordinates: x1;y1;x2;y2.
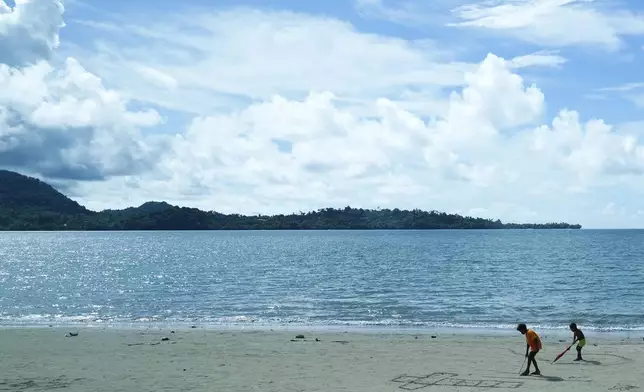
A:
0;327;642;391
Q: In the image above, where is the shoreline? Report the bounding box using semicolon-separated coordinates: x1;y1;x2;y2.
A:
2;323;643;341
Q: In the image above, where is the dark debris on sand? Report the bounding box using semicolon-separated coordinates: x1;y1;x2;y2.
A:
0;375;84;390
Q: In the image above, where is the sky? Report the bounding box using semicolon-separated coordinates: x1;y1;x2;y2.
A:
2;0;644;228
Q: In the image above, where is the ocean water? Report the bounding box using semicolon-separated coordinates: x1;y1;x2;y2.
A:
1;230;643;332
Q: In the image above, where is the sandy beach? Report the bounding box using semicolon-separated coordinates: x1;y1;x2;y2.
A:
0;327;642;392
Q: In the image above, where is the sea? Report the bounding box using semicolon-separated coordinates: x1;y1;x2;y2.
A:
1;230;643;335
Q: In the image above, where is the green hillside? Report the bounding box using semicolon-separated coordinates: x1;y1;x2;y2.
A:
0;170;582;231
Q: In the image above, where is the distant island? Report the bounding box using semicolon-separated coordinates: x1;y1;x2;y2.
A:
0;170;581;231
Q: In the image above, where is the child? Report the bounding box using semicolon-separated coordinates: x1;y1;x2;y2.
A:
569;323;586;361
517;323;542;376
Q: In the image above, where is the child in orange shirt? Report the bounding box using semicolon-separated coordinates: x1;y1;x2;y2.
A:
517;323;542;376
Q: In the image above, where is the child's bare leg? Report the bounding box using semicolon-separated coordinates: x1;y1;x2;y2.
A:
575;346;583;361
521;356;531;376
529;351;541;375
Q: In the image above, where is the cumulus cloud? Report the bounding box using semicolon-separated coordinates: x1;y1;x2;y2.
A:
0;58;164;180
532;110;644;182
0;0;164;180
0;0;65;66
159;53;544;197
67;50;644;228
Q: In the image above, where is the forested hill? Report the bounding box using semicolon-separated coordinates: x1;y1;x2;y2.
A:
0;170;582;231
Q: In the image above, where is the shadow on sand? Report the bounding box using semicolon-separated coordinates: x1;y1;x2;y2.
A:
532;375;565;382
494;372;589;383
555;360;602;366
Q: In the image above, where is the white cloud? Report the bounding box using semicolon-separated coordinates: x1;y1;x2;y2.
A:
0;58;164;180
67;50;644;227
0;0;65;66
532;110;644;185
355;0;644;50
2;1;644;228
69;7;567;120
596;82;644;92
68;9;478;117
509;50;567;68
130;64;178;90
0;0;164;180
449;0;644;50
354;0;434;26
591;82;644;109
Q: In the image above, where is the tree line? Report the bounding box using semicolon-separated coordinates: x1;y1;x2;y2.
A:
0;170;582;231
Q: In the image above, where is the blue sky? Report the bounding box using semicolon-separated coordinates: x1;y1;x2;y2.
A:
3;0;644;228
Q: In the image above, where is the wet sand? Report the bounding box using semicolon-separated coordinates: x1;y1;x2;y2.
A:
0;327;642;391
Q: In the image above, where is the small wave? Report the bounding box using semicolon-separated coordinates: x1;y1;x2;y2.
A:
2;314;644;333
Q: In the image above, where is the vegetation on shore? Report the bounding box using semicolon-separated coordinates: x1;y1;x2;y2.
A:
0;170;582;231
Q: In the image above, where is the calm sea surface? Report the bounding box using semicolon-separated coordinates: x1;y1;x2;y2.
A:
1;230;643;332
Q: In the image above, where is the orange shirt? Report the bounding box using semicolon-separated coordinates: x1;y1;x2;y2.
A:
526;329;542;351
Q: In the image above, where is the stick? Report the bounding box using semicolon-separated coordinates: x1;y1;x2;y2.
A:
518;356;527;375
552;344;573;364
